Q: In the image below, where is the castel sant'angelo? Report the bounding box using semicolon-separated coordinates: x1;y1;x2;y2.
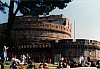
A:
13;14;71;41
11;14;72;62
1;14;100;63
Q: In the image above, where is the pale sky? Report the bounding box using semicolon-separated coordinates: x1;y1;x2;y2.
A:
0;0;100;41
50;0;100;41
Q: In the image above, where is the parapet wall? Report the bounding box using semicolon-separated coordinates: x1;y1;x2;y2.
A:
12;14;71;40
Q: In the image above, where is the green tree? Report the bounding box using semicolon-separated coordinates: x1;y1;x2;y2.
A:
0;0;72;47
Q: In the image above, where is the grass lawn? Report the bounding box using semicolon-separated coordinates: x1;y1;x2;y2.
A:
3;61;57;69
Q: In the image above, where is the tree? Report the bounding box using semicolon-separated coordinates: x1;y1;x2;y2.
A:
0;0;72;47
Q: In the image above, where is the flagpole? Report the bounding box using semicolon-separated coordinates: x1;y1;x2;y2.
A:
74;21;76;42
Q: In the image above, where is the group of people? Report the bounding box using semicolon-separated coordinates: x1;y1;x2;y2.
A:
1;45;100;69
0;45;50;69
9;54;50;69
39;63;49;69
57;58;70;68
10;53;33;69
10;59;49;69
57;57;100;68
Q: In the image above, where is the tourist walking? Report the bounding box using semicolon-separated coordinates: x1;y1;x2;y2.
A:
1;46;9;63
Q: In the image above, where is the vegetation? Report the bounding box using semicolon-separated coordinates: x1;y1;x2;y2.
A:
3;61;57;69
0;0;73;47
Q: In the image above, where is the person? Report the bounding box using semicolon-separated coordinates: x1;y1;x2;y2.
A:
39;64;44;69
20;54;26;65
97;61;100;68
43;63;49;69
19;64;26;69
1;46;9;63
57;60;63;68
91;61;96;67
27;64;37;69
0;63;4;69
78;62;82;67
10;55;19;69
47;58;51;64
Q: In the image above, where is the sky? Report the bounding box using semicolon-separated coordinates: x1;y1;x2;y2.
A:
0;0;100;41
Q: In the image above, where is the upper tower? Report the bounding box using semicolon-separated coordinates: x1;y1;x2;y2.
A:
12;14;72;41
